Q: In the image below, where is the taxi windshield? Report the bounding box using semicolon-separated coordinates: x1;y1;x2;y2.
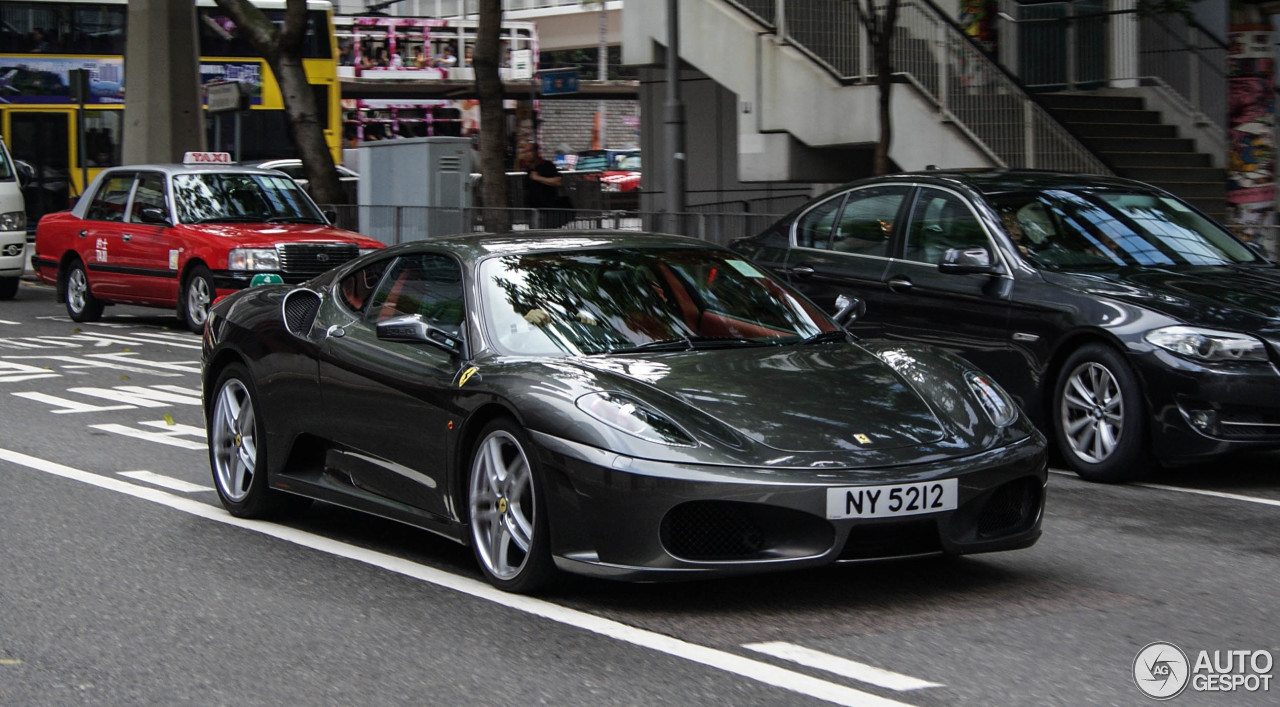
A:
172;172;326;224
478;246;837;356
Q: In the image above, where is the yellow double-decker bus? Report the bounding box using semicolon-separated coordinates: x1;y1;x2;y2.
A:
0;0;341;224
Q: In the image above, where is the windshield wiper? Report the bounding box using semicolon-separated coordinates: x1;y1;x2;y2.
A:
626;336;764;352
189;215;263;224
799;330;849;345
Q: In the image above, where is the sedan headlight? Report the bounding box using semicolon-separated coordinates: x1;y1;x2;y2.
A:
576;392;695;446
227;247;280;271
0;210;26;232
1145;326;1268;362
966;371;1017;427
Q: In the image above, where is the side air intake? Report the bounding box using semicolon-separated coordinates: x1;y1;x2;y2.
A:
282;290;322;337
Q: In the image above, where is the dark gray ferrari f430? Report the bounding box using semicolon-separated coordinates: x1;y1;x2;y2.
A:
201;232;1046;593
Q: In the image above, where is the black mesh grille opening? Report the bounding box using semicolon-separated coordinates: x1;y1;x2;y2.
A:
278;243;359;277
283;290;321;335
661;502;765;561
977;477;1040;538
839;518;941;560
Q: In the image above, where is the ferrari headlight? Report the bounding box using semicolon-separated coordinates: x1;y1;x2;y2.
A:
576;392;695;447
0;210;26;232
1145;326;1267;362
966;371;1017;427
227;247;280;271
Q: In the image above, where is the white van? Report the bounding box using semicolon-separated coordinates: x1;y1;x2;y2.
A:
0;137;26;299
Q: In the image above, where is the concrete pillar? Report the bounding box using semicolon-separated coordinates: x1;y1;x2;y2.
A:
1108;0;1140;89
122;0;205;164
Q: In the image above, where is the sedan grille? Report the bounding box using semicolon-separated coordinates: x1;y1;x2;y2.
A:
277;243;359;278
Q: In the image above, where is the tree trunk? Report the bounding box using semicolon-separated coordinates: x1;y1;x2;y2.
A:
859;0;899;176
475;0;511;233
213;0;347;204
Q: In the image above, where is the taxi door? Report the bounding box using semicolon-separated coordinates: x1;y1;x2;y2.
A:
111;171;179;302
77;171;137;298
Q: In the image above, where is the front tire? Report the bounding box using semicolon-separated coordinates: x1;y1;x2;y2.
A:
1053;343;1149;482
208;363;308;518
181;265;216;333
63;259;103;322
0;276;18;300
467;419;556;593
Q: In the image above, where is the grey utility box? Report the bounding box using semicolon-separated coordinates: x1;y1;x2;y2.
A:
357;137;472;244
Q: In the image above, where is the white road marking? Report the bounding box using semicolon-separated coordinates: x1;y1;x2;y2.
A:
0;319;18;325
0;361;61;383
90;423;208;450
744;642;943;691
118;470;209;493
1050;469;1280;508
4;353;200;377
12;391;135;413
69;384;201;408
0;447;913;707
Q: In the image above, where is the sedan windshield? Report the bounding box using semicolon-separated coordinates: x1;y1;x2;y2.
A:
989;189;1257;269
172;172;326;224
479;247;837;356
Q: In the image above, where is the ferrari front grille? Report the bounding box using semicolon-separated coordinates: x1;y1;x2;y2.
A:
976;477;1040;538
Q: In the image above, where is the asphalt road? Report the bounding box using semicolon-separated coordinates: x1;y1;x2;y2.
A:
2;278;1277;706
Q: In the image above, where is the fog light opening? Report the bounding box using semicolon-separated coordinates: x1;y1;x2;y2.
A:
1187;409;1219;436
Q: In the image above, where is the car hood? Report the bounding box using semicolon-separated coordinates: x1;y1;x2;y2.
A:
177;222;381;248
1043;265;1280;334
570;345;945;453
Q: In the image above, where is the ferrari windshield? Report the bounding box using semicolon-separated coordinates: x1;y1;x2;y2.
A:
479;247;837;356
989;189;1258;269
172;172;326;224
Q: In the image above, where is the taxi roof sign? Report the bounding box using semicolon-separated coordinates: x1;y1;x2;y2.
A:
183;152;233;165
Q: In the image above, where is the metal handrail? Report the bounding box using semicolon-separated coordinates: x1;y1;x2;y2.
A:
723;0;1110;174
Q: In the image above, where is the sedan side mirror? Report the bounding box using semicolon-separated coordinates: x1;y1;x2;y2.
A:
376;313;465;357
138;207;171;226
323;209;338;223
832;293;866;327
938;247;1001;275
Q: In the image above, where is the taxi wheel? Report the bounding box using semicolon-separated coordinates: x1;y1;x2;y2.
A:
1052;343;1149;483
63;260;103;322
0;276;18;300
181;265;215;333
467;419;557;594
207;363;310;518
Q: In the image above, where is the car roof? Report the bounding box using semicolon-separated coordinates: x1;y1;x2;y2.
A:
373;230;722;262
853;169;1162;197
98;163;288;178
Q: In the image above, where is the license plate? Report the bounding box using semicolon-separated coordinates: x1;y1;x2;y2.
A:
826;479;958;519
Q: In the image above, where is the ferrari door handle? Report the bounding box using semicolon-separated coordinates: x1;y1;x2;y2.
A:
788;264;816;278
887;276;914;292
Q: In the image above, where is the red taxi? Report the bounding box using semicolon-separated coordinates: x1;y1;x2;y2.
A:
32;153;383;332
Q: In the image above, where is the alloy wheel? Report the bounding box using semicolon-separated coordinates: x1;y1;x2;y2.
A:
1060;361;1124;464
469;430;536;581
211;378;257;502
67;267;88;314
187;276;212;327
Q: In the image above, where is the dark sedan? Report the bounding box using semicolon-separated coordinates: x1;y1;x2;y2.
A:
202;232;1045;593
733;170;1278;482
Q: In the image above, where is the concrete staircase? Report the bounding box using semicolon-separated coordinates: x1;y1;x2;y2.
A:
1038;93;1225;221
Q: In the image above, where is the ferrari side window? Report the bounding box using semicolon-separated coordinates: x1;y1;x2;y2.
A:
85;173;136;223
338;258;392;313
366;254;464;335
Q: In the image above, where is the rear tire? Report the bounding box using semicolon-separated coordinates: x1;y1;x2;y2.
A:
208;363;309;518
1052;343;1149;482
467;419;557;593
181;265;216;333
62;259;103;322
0;276;18;300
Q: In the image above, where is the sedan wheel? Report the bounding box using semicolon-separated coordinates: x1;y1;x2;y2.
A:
1053;344;1148;482
63;261;104;322
182;265;216;333
468;421;555;593
208;363;308;518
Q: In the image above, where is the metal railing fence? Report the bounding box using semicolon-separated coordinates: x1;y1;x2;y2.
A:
724;0;1111;174
996;1;1227;131
323;204;785;246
